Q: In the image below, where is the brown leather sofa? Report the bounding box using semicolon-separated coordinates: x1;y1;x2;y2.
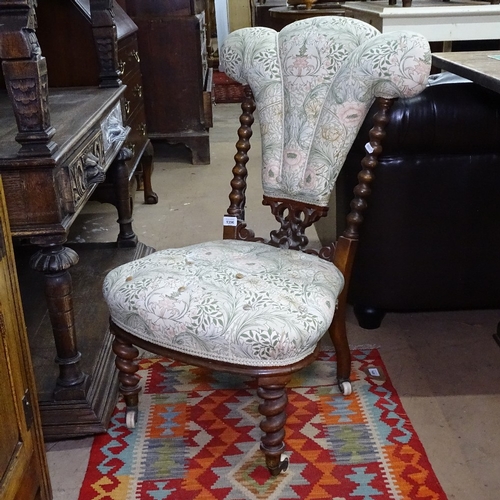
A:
331;75;500;328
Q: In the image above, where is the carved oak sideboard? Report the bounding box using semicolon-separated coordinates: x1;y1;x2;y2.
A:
0;0;140;439
36;0;158;205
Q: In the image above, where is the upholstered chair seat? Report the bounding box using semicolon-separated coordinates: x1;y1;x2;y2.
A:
102;16;431;476
104;239;344;366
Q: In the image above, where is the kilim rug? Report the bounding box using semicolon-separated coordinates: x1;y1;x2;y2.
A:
79;349;448;499
212;70;246;104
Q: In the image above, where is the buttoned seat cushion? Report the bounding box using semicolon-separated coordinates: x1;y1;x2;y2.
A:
103;240;344;367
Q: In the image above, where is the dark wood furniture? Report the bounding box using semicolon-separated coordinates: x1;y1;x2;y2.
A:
431;50;500;345
36;0;158;204
250;0;287;28
0;0;145;439
269;3;346;30
0;177;52;500
117;0;213;165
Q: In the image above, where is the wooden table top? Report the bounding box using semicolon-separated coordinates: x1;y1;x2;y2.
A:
344;0;500;17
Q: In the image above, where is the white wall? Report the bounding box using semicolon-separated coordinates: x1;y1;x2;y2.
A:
214;0;230;52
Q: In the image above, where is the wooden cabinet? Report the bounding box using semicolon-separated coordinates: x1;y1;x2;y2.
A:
118;34;157;203
0;0;144;440
36;0;158;204
118;0;213;165
0;177;52;500
251;0;287;28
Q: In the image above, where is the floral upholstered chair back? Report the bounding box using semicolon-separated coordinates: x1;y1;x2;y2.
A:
220;16;431;207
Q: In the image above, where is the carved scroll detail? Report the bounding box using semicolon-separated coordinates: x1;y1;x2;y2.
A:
233;222;265;243
68;135;105;210
263;197;329;251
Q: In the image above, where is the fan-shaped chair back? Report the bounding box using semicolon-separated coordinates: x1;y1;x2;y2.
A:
102;17;431;477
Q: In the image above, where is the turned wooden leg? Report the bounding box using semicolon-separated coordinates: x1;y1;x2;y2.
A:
112;147;138;248
30;243;89;400
329;305;352;396
330;98;395;397
112;334;141;428
140;141;158;205
257;375;291;476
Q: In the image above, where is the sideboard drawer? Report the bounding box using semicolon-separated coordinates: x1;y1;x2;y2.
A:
0;87;128;236
62;101;129;214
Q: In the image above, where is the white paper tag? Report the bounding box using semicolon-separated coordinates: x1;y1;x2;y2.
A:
365;142;374;154
364;366;385;382
223;216;238;227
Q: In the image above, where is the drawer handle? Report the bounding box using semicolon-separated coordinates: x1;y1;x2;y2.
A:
138;123;147;136
125;142;136;155
118;61;126;76
129;49;140;63
124;99;131;115
133;84;143;98
84;152;105;185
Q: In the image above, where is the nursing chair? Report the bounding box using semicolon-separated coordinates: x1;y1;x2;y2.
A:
102;17;430;476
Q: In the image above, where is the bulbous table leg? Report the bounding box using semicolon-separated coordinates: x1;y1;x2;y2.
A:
30;243;89;400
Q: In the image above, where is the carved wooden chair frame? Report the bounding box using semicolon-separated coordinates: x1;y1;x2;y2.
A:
109;86;395;475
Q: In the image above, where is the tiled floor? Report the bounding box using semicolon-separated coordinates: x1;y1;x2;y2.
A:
46;103;500;500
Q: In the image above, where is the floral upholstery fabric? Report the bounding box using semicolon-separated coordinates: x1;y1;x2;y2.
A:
220;17;431;206
103;240;344;366
103;18;431;368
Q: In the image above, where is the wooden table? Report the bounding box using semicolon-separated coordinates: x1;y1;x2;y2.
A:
344;0;500;43
432;50;500;93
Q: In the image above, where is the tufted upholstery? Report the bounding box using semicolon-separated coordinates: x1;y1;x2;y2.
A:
104;240;344;366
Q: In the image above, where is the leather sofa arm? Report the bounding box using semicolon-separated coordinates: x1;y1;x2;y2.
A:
357;82;500;155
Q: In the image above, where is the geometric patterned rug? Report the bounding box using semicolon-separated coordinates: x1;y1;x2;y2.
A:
79;349;448;499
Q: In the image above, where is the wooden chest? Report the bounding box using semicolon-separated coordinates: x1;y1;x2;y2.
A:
118;0;213;164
